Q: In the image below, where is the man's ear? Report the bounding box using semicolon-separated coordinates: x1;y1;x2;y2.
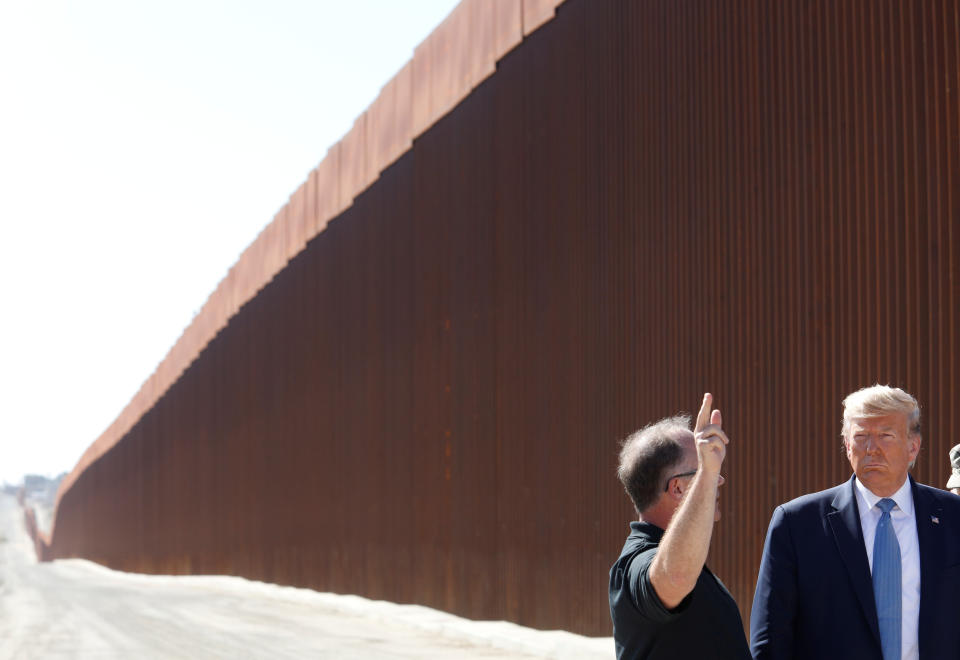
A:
665;477;683;499
908;432;922;460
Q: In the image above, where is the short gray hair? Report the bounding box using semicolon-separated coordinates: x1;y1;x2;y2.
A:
618;414;692;513
841;384;921;437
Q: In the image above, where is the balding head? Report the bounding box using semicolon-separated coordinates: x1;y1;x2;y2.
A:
618;415;693;514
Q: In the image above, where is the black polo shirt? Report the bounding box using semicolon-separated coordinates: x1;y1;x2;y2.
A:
609;521;750;660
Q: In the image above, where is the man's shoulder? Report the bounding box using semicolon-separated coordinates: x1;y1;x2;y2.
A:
777;480;849;515
613;522;660;567
912;481;960;540
914;480;960;509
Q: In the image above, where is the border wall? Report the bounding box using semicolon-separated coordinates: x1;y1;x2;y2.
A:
39;0;960;636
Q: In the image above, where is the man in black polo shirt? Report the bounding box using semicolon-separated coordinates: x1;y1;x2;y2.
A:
609;393;750;659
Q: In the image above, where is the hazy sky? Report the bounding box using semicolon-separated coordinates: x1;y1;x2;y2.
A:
0;0;461;485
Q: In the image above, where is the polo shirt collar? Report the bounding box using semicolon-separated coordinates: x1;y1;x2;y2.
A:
630;520;665;542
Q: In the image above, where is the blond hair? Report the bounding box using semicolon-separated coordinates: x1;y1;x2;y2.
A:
841;384;920;437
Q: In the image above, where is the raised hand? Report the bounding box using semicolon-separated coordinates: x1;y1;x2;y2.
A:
694;393;728;476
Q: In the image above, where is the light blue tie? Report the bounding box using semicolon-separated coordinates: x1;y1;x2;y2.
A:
873;498;901;660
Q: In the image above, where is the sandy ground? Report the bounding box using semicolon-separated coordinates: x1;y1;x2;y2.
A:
0;494;611;659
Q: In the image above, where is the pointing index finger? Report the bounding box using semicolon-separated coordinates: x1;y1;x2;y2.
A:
695;393;713;433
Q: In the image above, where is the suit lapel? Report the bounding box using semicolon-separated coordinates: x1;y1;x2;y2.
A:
826;476;881;646
912;477;944;654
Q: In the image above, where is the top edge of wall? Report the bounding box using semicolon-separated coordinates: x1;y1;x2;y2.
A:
50;0;564;534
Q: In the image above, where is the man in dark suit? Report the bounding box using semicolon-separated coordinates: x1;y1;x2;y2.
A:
750;384;960;660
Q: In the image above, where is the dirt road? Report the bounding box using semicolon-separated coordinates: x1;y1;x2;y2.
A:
0;494;609;659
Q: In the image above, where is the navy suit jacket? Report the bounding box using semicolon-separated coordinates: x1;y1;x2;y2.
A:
750;475;960;659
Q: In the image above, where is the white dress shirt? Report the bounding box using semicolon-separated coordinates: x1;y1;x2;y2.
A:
854;477;920;660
